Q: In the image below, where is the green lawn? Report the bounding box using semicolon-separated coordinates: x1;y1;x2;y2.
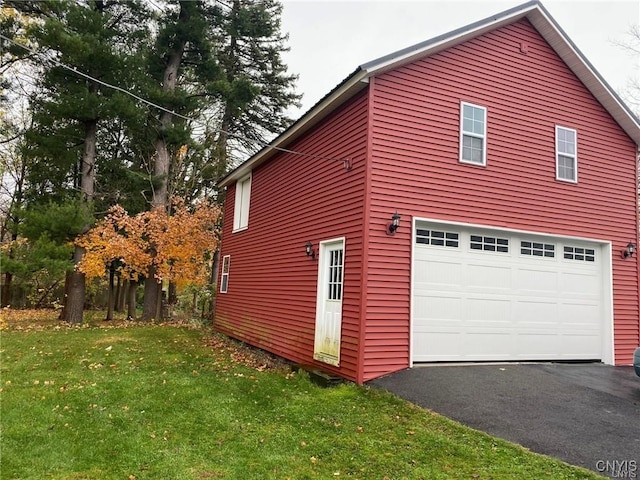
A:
0;315;604;479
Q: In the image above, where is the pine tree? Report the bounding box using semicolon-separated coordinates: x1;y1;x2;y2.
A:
141;0;224;320
15;0;151;322
4;0;301;318
211;0;300;173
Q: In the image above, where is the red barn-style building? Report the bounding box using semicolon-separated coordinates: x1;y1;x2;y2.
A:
214;1;640;383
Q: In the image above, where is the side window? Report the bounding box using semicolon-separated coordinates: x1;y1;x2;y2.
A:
460;102;487;166
233;174;252;231
556;126;577;183
220;255;230;293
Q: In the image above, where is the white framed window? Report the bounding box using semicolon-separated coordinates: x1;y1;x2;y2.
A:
556;126;577;182
233;174;251;231
220;255;230;293
460;102;487;166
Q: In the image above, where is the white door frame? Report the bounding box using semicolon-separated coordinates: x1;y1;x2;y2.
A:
409;217;614;366
313;237;346;366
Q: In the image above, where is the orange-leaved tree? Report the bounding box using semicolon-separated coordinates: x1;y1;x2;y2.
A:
76;198;221;319
151;198;222;287
75;205;152;282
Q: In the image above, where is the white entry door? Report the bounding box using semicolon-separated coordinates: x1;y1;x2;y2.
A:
314;238;345;366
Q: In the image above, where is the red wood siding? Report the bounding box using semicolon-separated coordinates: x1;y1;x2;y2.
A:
215;91;369;382
363;19;639;380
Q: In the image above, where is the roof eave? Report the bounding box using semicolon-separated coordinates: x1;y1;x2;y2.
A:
217;68;369;188
361;1;640;145
525;6;640;146
218;1;640;190
360;1;538;75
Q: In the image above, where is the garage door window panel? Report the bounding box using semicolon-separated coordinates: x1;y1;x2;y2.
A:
416;229;459;247
564;246;595;262
521;241;555;258
471;235;509;253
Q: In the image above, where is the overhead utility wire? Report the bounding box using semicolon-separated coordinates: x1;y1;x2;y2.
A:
0;33;351;167
1;34;194;124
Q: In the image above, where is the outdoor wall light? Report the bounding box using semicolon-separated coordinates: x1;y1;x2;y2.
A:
622;241;636;259
305;241;316;259
387;212;401;235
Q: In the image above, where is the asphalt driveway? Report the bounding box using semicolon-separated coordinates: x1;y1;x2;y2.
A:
370;363;640;477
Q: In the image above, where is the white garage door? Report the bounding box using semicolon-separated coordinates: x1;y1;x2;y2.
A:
412;221;607;362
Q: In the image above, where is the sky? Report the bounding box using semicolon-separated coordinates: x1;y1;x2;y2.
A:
279;0;640;118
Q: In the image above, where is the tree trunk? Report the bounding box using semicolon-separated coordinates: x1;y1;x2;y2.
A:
142;267;161;321
59;270;71;319
142;3;189;321
105;263;115;321
211;249;220;289
208;249;220;317
65;247;86;324
114;276;123;312
126;279;137;320
142;272;161;321
168;281;177;305
63;118;97;324
157;285;163;320
1;161;26;308
1;272;12;307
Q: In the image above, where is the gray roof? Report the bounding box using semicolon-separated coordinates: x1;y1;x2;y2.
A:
219;0;640;188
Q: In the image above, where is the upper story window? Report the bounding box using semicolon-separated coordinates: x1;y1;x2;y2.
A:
460;102;487;166
233;174;251;231
556;126;577;183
